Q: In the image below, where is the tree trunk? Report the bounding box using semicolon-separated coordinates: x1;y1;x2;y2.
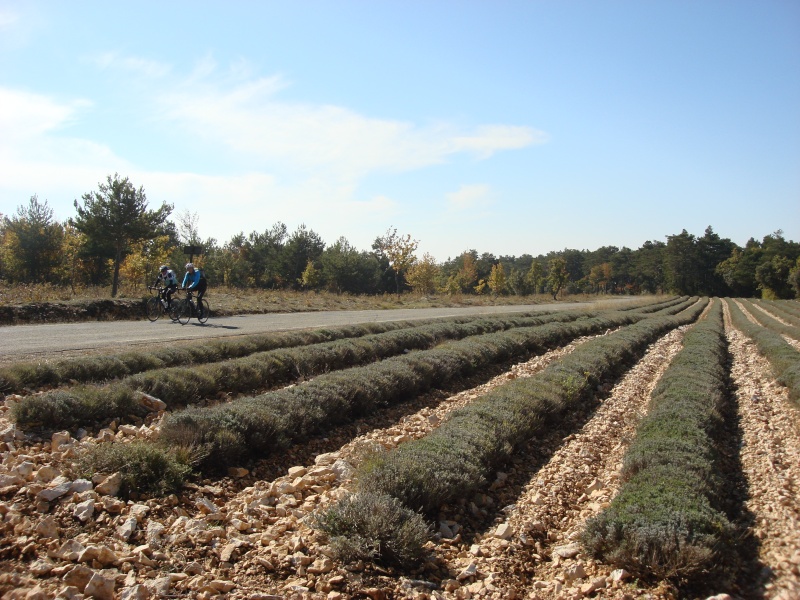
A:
111;248;122;297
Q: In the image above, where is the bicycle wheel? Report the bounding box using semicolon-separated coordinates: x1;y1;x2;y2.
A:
146;297;162;322
177;300;192;325
197;299;210;324
168;300;182;322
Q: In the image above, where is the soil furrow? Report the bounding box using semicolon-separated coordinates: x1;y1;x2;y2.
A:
724;305;800;600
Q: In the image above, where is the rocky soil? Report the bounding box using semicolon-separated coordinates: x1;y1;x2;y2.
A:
1;305;799;600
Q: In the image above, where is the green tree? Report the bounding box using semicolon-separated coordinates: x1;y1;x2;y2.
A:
789;257;800;298
240;223;287;287
632;240;665;294
2;195;64;283
547;256;569;300
320;237;381;294
756;255;795;299
526;261;544;294
72;174;174;297
282;224;325;289
664;229;699;294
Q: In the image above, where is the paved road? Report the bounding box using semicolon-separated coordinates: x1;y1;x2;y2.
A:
0;299;637;361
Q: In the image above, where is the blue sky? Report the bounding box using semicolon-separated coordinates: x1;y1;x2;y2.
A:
1;1;798;261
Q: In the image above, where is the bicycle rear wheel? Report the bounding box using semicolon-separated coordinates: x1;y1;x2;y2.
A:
146;297;162;322
198;299;210;324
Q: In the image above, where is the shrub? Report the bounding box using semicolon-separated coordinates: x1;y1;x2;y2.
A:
313;491;431;567
76;441;192;497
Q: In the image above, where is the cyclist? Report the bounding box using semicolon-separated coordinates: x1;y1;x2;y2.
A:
181;263;207;317
153;265;178;309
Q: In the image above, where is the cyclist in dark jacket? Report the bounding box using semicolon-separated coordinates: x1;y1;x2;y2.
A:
154;265;178;309
181;263;207;316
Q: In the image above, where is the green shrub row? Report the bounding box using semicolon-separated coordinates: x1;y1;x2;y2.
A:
739;300;800;342
0;314;504;392
753;299;800;332
310;300;707;566
622;295;686;313
727;299;800;405
159;307;691;473
759;299;800;321
10;311;590;430
581;300;735;581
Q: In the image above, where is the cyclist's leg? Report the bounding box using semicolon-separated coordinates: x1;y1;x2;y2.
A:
196;283;207;317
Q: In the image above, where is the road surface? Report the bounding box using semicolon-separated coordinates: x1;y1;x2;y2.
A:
0;300;638;362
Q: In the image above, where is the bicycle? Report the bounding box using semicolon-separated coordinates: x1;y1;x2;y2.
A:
146;286;179;322
170;289;210;325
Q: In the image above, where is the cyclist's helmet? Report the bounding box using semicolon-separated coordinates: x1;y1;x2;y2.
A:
185;263;194;270
160;265;168;272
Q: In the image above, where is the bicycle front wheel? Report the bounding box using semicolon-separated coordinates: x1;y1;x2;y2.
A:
168;300;182;322
146;297;162;322
177;300;192;325
197;299;210;324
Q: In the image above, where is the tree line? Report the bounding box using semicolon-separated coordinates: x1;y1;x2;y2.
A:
2;174;799;299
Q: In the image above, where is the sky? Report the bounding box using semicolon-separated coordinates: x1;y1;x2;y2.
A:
0;1;798;262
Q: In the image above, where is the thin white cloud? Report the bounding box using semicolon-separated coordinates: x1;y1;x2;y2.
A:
0;87;91;141
90;52;171;78
453;125;548;159
446;184;493;211
153;61;546;182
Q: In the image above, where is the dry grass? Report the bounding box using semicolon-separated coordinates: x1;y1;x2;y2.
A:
0;281;603;313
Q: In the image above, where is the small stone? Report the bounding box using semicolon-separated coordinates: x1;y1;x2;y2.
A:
29;557;55;576
553;542;580;559
38;478;72;502
139;393;167;412
35;515;59;538
494;523;514;539
73;499;95;522
117;518;137;541
563;562;586;583
95;472;122;496
84;572;115;600
51;431;72;450
611;568;631;582
62;564;94;589
457;562;478;581
118;585;149;600
209;580;236;593
228;467;249;478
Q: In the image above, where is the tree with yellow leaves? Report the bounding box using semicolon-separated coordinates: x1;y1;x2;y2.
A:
373;227;418;295
406;252;440;295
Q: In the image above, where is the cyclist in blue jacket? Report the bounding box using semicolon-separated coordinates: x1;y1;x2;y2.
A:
181;263;207;317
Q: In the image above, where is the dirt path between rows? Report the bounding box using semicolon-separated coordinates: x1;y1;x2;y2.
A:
723;301;800;600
